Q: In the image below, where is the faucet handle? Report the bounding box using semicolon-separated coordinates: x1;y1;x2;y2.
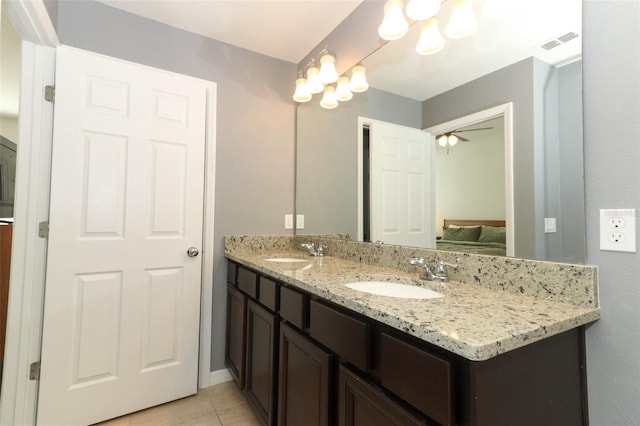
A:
436;258;459;275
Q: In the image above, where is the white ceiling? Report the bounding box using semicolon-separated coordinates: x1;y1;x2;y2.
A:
94;0;364;63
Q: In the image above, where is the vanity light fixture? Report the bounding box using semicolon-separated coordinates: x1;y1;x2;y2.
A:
378;0;409;41
349;65;369;92
292;72;312;103
406;0;441;21
378;0;498;56
319;50;339;84
305;64;324;94
416;18;445;55
336;76;353;101
293;48;369;108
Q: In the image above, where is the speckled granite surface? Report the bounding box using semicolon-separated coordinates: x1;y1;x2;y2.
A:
224;235;600;361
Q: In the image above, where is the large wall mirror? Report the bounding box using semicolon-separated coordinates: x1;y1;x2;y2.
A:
295;0;585;263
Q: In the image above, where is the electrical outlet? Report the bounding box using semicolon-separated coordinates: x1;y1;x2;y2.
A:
284;214;294;230
296;214;305;229
600;209;636;252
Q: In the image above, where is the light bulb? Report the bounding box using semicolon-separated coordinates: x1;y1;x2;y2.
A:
306;66;324;94
336;76;353;101
292;77;312;103
438;135;448;147
448;134;459;146
320;86;338;109
319;53;339;84
350;65;369;93
378;0;409;41
445;0;478;39
416;18;445;55
406;0;441;21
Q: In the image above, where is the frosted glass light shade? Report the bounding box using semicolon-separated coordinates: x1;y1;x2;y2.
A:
416;18;445;55
406;0;441;21
445;0;478;39
378;0;409;41
319;53;339;84
292;77;312;102
438;135;448;147
320;86;338;109
448;134;459;146
306;66;324;94
336;76;353;101
350;65;369;93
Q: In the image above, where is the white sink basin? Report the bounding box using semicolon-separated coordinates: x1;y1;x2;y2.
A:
345;281;443;299
264;257;309;263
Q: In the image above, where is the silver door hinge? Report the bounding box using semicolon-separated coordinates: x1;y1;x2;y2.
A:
44;85;55;102
38;221;49;238
29;361;41;380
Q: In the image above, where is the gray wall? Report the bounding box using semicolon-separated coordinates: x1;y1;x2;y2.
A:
583;1;640;424
422;59;538;259
52;0;296;371
296;88;422;237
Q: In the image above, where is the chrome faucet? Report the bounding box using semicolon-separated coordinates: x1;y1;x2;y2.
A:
409;258;459;282
301;242;325;257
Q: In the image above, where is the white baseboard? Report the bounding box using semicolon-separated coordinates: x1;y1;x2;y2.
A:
208;368;233;387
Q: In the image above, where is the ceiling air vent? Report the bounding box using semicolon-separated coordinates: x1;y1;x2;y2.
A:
558;32;579;43
541;40;562;51
539;32;580;51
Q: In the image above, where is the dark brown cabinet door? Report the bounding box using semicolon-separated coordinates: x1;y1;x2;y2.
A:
226;284;247;388
246;300;278;425
338;365;428;426
278;323;332;426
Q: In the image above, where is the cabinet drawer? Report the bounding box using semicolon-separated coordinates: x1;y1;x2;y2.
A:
227;261;238;285
338;364;428;426
237;267;257;298
380;333;453;426
259;276;278;312
309;300;369;372
280;286;307;329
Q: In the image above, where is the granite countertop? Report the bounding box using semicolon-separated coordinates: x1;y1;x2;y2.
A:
225;249;601;361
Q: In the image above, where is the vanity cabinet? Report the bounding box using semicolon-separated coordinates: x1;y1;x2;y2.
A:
225;284;246;388
278;323;332;426
246;299;278;425
225;260;587;426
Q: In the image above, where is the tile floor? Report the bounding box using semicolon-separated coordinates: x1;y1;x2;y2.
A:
96;380;260;426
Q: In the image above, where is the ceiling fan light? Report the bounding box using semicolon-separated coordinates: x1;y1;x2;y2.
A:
438;135;448;147
292;77;312;102
306;65;324;94
448;134;459;146
406;0;441;21
336;76;353;101
445;0;478;39
319;53;339;84
416;18;445;55
350;65;369;93
378;0;409;41
320;85;338;109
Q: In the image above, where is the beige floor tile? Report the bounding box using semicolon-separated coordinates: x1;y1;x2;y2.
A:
216;403;261;426
95;416;132;426
175;412;223;426
206;383;247;411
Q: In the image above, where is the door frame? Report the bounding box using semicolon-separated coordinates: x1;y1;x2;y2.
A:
424;103;515;257
0;3;217;425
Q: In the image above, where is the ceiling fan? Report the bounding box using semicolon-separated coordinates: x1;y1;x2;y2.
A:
436;126;494;147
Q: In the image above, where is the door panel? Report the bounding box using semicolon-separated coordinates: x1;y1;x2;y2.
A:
369;119;435;248
37;46;207;426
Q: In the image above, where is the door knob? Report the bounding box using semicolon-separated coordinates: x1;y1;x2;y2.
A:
187;247;200;257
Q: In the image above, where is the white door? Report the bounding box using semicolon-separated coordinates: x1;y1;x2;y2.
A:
37;46;207;426
369;119;435;248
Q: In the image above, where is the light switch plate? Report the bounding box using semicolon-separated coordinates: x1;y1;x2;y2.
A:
284;214;294;230
600;209;636;252
296;214;305;229
544;218;556;233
